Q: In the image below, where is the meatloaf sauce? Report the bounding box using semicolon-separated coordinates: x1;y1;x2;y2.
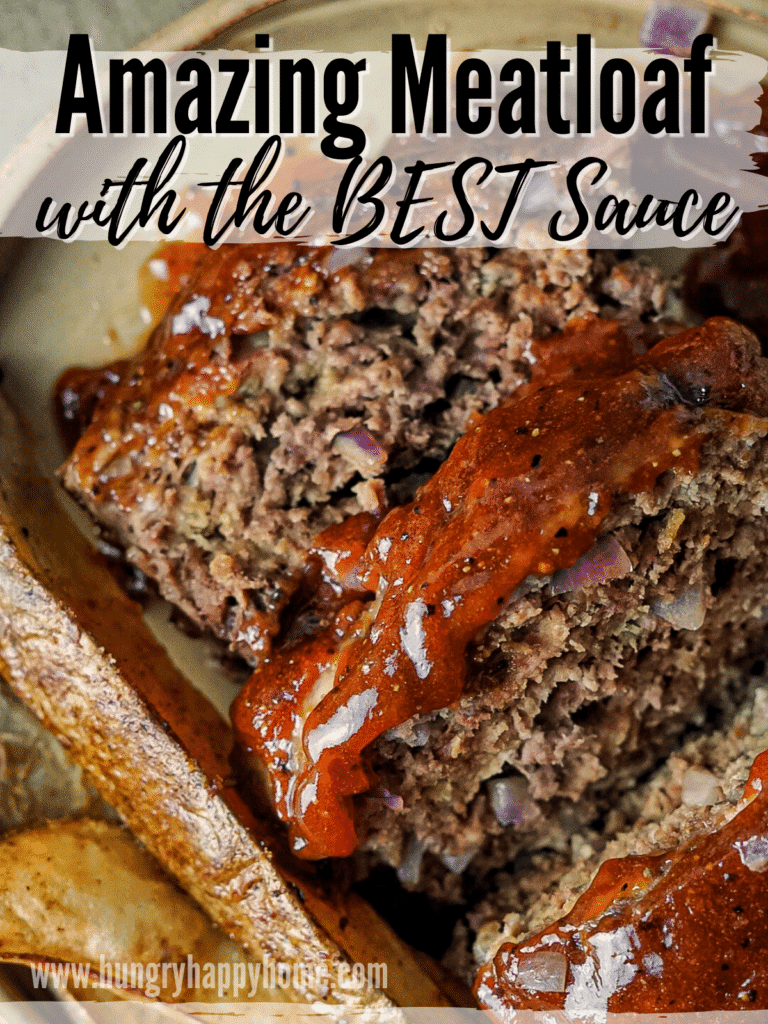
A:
61;243;660;667
475;748;768;1013
231;315;768;860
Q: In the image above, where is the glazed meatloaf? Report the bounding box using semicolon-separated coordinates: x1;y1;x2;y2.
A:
472;683;768;1012
58;245;664;665
59;244;768;885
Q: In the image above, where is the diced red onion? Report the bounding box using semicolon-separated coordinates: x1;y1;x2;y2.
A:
639;4;709;55
516;950;568;993
549;535;632;597
681;767;720;807
381;788;404;811
441;848;476;873
316;545;368;596
735;835;768;873
396;835;426;886
341;557;367;593
409;723;430;748
488;775;536;827
97;539;123;560
652;582;706;631
333;427;388;472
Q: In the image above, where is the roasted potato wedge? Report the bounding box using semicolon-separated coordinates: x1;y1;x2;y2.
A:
0;818;265;1003
0;393;458;1010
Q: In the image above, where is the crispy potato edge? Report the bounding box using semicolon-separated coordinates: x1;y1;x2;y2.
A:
0;393;459;1010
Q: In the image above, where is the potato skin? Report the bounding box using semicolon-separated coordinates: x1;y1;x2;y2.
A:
0;818;267;1002
0;394;453;1010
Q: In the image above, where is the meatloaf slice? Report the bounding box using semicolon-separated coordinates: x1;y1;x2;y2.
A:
223;310;768;876
459;678;768;979
472;686;768;1013
59;245;664;665
355;408;768;876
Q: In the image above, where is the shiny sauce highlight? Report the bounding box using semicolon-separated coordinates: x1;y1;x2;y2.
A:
232;316;768;859
475;749;768;1012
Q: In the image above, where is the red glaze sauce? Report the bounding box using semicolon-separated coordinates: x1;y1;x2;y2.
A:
57;245;300;490
54;243;465;665
138;241;209;325
55;244;208;452
231;315;768;859
475;749;768;1013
